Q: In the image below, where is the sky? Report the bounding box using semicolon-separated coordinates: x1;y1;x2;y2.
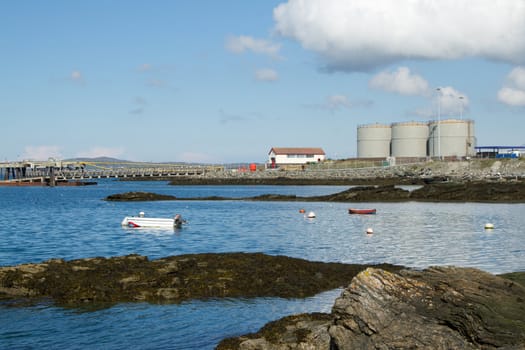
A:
1;0;525;164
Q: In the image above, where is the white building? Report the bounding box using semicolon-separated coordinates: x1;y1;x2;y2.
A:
268;147;326;168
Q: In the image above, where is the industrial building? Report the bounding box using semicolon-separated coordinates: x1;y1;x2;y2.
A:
357;119;476;160
268;147;326;169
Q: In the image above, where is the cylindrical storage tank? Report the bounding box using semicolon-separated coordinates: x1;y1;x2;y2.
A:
357;123;391;158
391;121;429;157
428;119;471;158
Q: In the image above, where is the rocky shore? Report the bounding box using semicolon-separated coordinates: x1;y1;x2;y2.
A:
163;159;525;186
2;253;524;349
217;266;525;349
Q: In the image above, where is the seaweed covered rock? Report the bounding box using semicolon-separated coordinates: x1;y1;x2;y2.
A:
409;181;525;202
0;253;402;308
105;191;177;201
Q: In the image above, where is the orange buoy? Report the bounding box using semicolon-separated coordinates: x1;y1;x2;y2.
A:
299;209;305;213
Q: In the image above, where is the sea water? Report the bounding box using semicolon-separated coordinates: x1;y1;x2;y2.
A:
1;180;524;349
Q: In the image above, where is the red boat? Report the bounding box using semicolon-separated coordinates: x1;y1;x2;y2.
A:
348;208;376;215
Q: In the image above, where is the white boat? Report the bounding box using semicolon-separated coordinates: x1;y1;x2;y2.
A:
121;212;185;229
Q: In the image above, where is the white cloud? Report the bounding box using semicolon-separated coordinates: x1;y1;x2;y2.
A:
369;67;430;96
498;87;525;107
436;86;469;117
273;0;525;71
255;68;278;81
507;67;525;90
76;147;125;159
498;67;525;106
226;35;281;58
21;146;63;161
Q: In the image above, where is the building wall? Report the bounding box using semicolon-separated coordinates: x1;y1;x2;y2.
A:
269;152;325;165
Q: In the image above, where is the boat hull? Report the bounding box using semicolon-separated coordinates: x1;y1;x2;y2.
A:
121;217;178;228
348;208;377;215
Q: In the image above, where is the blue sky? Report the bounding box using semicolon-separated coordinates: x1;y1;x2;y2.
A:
1;0;524;163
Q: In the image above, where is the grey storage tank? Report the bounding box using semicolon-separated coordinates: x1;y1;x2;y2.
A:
428;119;475;158
357;123;391;158
391;121;429;158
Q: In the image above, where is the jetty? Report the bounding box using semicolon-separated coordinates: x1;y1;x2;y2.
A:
0;159;223;186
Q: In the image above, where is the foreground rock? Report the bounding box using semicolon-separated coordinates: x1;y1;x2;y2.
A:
0;253;402;308
217;267;525;349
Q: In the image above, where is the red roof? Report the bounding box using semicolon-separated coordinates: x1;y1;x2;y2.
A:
269;147;325;155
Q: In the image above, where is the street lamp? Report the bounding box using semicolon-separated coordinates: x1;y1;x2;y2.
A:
436;88;442;160
459;96;464;120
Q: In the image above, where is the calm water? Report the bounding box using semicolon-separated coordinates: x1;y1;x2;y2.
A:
1;180;524;349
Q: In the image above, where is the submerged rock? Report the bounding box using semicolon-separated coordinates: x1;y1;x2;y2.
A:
217;266;525;349
0;253;402;308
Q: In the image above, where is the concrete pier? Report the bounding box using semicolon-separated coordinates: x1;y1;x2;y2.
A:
0;160;223;185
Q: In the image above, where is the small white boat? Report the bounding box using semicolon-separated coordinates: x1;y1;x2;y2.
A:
121;212;185;229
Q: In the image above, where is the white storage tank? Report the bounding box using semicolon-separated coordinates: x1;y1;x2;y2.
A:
428;119;473;158
391;121;429;158
357;123;391;158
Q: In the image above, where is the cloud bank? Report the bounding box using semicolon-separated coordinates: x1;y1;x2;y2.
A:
273;0;525;71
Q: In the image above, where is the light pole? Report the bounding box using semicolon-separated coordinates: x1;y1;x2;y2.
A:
459;96;464;119
436;88;442;160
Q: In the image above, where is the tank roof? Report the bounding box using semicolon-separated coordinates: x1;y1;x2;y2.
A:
357;123;391;128
390;121;429;127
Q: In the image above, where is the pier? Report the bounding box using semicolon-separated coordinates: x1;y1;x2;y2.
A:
0;160;223;186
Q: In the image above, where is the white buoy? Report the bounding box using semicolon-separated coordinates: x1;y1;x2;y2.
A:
484;223;494;230
307;211;316;218
366;228;374;234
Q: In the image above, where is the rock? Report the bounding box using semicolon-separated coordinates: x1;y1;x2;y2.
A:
104;191;177;201
167;182;525;203
218;267;525;349
0;253;402;308
218;313;333;350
